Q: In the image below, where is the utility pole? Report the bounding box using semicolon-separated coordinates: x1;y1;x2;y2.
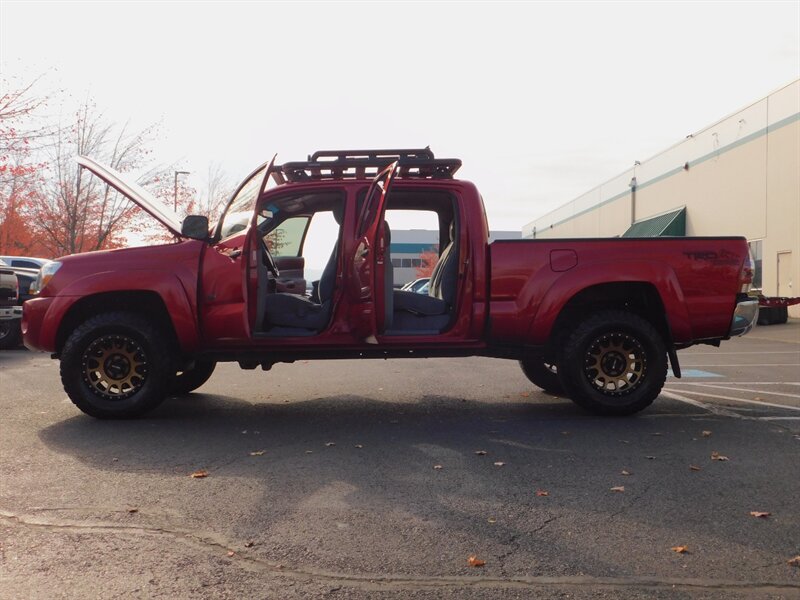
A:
174;171;190;212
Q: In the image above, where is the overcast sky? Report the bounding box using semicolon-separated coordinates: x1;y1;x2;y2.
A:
2;1;799;234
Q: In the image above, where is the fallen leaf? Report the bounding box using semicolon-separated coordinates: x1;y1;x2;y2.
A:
493;461;506;467
749;511;771;518
127;508;138;514
621;470;632;476
671;545;689;554
249;450;265;456
433;465;443;470
520;392;530;398
190;470;209;478
788;556;800;567
487;517;497;524
475;450;487;456
610;486;625;492
227;551;235;557
689;465;701;471
325;442;336;447
467;555;486;567
244;541;255;548
701;430;712;437
711;451;729;461
561;431;570;436
645;456;656;460
754;396;762;401
354;444;364;449
305;450;313;454
535;490;549;497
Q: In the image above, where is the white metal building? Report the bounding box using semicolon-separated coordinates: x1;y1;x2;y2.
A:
523;80;800;316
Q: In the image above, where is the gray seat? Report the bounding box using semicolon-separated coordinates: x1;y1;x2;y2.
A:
263;205;342;332
390;221;457;332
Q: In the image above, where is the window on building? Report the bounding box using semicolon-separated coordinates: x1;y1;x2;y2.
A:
748;240;763;290
391;258;402;268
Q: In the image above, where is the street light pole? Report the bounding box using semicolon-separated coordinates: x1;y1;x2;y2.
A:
174;170;190;212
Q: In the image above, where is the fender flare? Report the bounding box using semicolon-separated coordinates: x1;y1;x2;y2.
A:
53;270;199;352
525;260;694;345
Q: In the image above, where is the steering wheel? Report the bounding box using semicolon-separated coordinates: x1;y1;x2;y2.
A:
260;239;280;278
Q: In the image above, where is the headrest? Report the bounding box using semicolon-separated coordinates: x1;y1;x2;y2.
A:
332;202;344;226
383;221;391;244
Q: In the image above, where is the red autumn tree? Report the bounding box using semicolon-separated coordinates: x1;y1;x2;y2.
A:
29;100;170;256
0;76;51;256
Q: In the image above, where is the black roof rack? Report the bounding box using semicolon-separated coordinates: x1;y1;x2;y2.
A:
278;147;461;183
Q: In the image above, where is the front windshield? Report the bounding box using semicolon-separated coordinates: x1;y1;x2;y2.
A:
217;165;267;239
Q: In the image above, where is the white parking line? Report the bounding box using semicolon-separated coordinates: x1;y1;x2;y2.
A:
666;382;800;399
684;351;800;355
662;388;800;412
678;382;799;385
678;363;800;367
660;390;742;418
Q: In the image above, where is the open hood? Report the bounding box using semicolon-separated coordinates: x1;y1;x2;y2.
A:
76;156;184;237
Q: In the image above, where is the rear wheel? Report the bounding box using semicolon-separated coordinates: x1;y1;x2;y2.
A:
558;310;667;416
170;359;217;395
519;360;563;395
0;319;21;349
60;312;172;419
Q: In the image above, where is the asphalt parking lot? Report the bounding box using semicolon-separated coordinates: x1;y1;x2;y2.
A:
1;321;798;599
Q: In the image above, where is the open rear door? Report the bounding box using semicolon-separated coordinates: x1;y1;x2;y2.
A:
243;155;279;334
348;162;397;343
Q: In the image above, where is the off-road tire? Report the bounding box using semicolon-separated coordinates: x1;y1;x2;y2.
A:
60;311;173;419
0;318;22;349
519;360;563;395
558;310;667;416
170;359;217;395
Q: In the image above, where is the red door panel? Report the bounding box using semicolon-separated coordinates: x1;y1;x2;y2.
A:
348;162;397;342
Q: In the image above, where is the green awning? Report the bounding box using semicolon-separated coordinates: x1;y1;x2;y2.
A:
622;207;686;237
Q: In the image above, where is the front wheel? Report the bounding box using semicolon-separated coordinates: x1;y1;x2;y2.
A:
170;359;217;395
519;360;563;395
558;310;667;416
60;312;173;419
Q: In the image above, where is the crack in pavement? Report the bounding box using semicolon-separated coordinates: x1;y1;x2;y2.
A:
1;509;798;594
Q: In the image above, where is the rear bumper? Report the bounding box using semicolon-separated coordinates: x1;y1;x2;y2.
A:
728;296;759;337
0;305;22;320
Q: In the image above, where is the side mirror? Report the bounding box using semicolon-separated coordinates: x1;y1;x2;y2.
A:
181;215;209;240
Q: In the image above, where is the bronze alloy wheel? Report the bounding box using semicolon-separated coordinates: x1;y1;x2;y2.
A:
82;334;148;400
583;332;647;396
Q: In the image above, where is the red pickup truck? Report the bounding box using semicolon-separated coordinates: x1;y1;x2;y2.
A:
22;148;758;419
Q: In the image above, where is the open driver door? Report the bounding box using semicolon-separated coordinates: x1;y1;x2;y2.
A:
348;161;397;343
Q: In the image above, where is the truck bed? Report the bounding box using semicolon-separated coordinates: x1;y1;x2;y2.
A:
488;237;749;347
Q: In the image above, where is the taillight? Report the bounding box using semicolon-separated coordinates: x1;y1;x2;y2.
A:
740;249;755;293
